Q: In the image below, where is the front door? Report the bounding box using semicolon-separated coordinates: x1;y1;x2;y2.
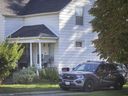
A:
96;64;115;87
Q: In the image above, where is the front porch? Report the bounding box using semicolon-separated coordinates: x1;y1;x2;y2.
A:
8;24;58;69
19;42;56;69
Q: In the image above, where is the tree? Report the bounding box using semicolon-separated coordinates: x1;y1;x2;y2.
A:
89;0;128;64
0;42;24;82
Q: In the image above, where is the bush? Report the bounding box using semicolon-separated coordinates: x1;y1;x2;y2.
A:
39;67;59;83
0;42;24;82
13;67;36;84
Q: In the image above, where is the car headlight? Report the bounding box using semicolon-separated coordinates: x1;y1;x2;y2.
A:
76;74;84;79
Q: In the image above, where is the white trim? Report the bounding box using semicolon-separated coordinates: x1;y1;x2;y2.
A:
39;42;42;69
8;39;58;43
30;43;33;67
3;12;59;18
7;37;58;43
8;37;58;40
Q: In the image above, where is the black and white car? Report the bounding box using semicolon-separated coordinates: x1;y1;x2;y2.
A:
59;61;128;92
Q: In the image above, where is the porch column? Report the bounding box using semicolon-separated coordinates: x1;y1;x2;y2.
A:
30;43;33;67
39;42;42;69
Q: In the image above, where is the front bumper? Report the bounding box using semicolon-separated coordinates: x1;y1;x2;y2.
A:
59;79;85;89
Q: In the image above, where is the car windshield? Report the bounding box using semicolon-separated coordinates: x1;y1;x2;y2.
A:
73;63;99;72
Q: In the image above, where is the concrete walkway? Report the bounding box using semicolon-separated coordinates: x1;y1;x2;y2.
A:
0;90;87;96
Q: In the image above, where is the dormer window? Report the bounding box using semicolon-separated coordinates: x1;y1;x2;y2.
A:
75;7;84;25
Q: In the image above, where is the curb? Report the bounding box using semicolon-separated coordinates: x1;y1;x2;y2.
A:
0;90;65;96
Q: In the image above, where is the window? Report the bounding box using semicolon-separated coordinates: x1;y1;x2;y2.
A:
73;64;99;72
75;41;83;48
75;7;84;25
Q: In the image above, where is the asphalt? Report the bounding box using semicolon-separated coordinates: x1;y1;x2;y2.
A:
0;90;87;96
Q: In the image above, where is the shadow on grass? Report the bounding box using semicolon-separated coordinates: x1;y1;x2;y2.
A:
0;87;60;93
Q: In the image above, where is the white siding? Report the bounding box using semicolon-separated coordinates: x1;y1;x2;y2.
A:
56;0;100;71
5;17;24;37
0;13;5;42
1;0;100;72
24;14;59;36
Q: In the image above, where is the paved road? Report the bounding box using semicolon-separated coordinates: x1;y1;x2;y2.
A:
22;92;87;96
0;90;87;96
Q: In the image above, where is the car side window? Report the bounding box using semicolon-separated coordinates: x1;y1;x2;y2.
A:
107;64;117;74
105;64;118;80
96;65;107;77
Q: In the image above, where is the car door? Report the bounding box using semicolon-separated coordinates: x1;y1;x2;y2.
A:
96;64;113;87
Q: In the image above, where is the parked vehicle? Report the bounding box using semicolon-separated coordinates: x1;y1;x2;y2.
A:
59;61;128;92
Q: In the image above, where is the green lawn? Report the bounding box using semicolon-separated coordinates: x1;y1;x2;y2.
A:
73;84;128;96
0;83;128;96
0;83;59;93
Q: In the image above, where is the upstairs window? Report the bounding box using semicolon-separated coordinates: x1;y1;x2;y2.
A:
75;7;84;25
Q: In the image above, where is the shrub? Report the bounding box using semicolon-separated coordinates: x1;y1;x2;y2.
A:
13;67;36;84
0;42;24;82
39;67;59;83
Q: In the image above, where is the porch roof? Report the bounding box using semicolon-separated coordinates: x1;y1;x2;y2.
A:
10;24;58;38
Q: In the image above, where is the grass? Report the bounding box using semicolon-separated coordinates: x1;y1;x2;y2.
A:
0;82;128;96
73;83;128;96
0;83;59;93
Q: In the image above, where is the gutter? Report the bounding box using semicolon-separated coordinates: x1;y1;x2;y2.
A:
2;11;60;18
7;37;59;40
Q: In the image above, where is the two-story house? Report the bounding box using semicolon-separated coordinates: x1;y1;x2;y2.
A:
0;0;100;72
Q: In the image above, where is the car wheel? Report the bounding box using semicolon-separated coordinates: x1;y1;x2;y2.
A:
84;79;94;92
114;82;123;90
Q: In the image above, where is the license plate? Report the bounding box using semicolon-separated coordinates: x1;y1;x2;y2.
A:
65;82;70;85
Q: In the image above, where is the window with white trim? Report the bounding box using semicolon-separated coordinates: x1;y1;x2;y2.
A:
75;41;83;48
75;7;84;25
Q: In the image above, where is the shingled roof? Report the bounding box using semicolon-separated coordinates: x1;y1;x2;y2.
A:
10;24;58;38
18;0;71;15
0;0;30;15
0;0;71;16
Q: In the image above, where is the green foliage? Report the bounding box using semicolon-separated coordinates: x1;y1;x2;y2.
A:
0;42;24;81
13;67;36;84
39;67;59;83
89;0;128;64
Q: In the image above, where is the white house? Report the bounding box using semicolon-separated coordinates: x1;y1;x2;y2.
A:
0;0;100;72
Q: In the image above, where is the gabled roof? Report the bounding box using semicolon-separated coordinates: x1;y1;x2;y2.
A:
0;0;71;16
10;25;58;38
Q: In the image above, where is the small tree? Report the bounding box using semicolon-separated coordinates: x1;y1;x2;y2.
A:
0;41;24;82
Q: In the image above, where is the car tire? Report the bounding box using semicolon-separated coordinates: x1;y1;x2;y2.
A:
83;79;94;92
114;82;123;90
